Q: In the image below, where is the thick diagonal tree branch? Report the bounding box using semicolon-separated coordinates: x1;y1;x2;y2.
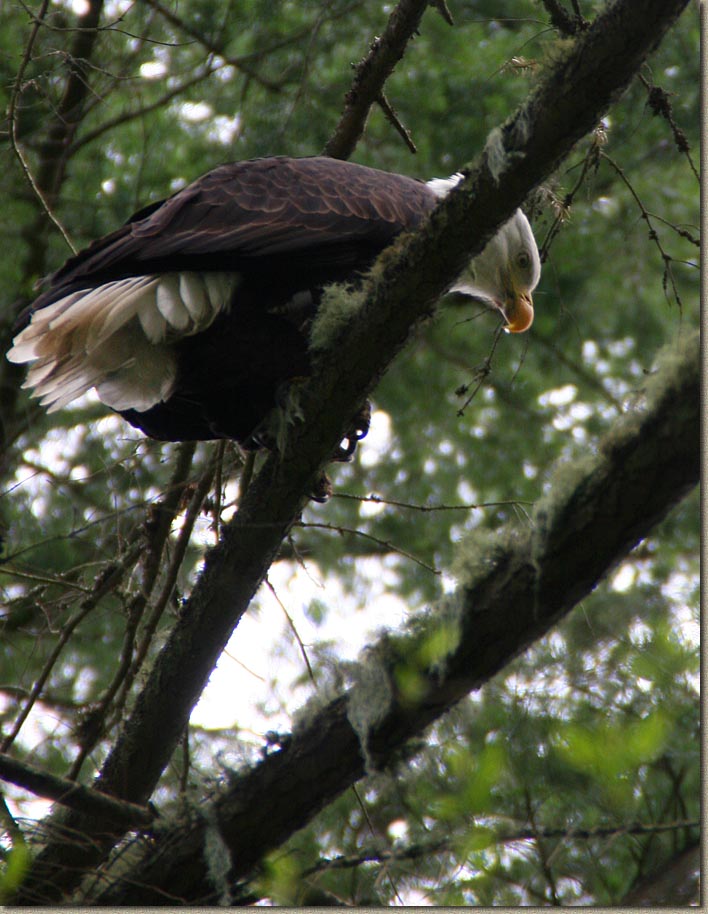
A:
12;0;690;903
93;331;699;905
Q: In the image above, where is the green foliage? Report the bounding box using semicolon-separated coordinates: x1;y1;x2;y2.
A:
0;0;699;905
0;839;30;903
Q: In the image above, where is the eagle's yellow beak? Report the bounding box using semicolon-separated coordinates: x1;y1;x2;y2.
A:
502;290;534;333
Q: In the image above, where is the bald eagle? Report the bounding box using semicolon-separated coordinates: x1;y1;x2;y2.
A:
8;156;540;451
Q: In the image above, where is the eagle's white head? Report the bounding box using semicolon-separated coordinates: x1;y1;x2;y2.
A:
427;174;541;333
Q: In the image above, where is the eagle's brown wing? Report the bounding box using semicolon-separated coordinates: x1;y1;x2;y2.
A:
41;156;436;302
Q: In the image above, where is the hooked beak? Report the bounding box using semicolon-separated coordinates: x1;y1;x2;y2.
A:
501;289;534;334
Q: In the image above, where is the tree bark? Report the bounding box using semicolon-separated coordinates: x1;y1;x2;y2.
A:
622;840;700;906
11;0;691;903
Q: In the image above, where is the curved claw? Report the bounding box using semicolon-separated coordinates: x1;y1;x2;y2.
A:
331;400;372;462
352;400;372;440
332;438;357;462
308;472;333;503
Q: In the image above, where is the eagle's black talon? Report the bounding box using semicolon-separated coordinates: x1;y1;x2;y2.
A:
331;438;357;463
352;400;372;440
330;400;373;461
308;472;333;503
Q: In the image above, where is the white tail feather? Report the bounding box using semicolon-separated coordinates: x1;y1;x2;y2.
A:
8;271;237;413
178;272;210;323
85;277;157;346
156;275;192;330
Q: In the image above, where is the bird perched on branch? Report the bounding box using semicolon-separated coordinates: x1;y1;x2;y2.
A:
8;156;540;457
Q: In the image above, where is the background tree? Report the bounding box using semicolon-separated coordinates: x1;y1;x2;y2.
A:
0;0;699;905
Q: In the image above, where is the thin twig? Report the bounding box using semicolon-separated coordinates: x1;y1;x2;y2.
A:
376;92;417;153
68;63;222;156
7;0;76;253
0;546;143;754
265;578;316;686
538;124;606;263
638;72;699;183
333;492;532;513
525;788;560;905
305;819;700;876
278;0;337;141
295;521;439;575
114;455;216;715
455;323;505;415
600;151;689;309
0;566;92;594
143;0;287;91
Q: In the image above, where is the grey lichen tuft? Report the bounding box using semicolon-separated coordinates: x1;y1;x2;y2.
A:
203;806;233;906
346;643;395;775
290;667;346;732
483;127;509;185
309;282;367;353
429;594;465;678
509;107;532;150
451;524;526;593
483;116;532;185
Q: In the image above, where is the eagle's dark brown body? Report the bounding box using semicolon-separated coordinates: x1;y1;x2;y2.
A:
19;156;438;444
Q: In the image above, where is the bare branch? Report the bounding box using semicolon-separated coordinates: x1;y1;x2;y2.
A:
114;452;216;705
2;1;105;458
305;820;700;875
429;0;454;27
323;0;435;159
143;0;295;92
67;443;200;780
296;520;440;574
376;92;417;153
0;752;154;828
25;0;105;223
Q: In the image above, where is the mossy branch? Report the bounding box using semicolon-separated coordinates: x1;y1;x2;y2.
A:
92;331;698;905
